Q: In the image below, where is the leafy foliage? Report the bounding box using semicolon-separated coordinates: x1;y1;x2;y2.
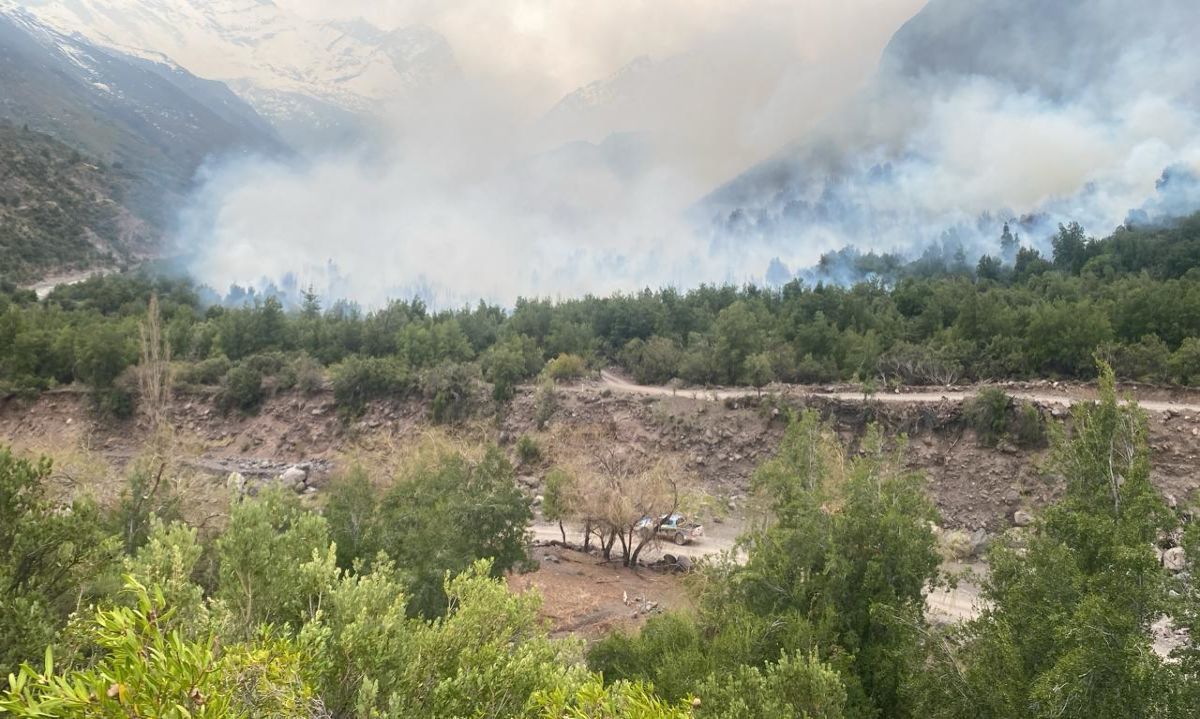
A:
914;365;1180;718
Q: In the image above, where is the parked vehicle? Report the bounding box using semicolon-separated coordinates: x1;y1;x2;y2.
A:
636;513;704;545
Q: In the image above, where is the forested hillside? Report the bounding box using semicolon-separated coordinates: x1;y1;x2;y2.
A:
3;215;1200;414
0;122;157;284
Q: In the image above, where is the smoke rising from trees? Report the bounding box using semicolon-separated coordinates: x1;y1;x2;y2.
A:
182;0;1200;307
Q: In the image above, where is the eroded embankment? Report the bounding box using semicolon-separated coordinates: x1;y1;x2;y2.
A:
3;379;1199;532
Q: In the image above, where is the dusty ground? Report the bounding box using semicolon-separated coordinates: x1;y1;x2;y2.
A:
509;546;696;640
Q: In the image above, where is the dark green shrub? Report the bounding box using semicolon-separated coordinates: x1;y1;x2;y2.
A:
243;351;286;376
1011;400;1047;448
331;356;412;415
177;356;231;386
515;435;541;464
963;387;1012;446
421;362;479;425
221;364;264;412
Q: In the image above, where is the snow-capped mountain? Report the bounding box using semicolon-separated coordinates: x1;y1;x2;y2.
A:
0;5;284;219
11;0;458;139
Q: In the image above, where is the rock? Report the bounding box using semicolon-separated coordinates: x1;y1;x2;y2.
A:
542;554;560;564
676;555;693;571
969;528;991;557
280;466;308;492
226;472;247;496
1013;510;1034;527
533;495;544;506
1166;493;1178;509
1004;489;1020;505
1163;546;1187;572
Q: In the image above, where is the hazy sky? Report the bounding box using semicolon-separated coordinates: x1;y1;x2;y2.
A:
188;1;930;305
277;0;926;119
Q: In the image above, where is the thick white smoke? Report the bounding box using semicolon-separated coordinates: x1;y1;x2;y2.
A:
183;0;1200;307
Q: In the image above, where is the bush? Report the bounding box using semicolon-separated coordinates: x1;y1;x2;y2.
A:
620;336;683;385
1011;400;1047;448
515;435;541;464
533;379;558;429
289;353;324;394
221;364;264;412
242;351;286;376
176;356;231;386
373;445;531;617
964;387;1011;446
420;361;479;425
331;355;413;415
544;352;586;382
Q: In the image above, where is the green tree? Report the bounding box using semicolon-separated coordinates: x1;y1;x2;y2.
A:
542;467;574;543
216;489;330;638
0;579;233;719
916;365;1176;719
0;448;117;676
372;445;531;617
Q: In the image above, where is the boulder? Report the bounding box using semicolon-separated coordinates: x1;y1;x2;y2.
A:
1163;546;1187;572
1013;510;1033;527
226;472;247;496
969;528;991;557
280;465;308;492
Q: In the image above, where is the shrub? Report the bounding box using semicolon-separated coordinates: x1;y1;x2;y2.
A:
1011;400;1047;448
242;351;286;376
964;387;1011;446
515;435;541;464
176;356;231;386
331;355;412;415
620;336;682;385
544;352;586;382
221;364;264;412
289;353;324;394
420;361;479;425
533;379;558;429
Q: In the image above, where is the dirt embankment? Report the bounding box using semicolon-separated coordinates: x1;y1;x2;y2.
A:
2;376;1200;532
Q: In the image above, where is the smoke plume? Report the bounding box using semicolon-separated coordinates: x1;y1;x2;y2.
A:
183;0;1200;306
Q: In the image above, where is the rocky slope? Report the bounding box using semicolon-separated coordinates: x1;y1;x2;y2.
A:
3;380;1200;534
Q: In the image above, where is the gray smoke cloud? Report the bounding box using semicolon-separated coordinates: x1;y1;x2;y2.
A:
183;0;1200;307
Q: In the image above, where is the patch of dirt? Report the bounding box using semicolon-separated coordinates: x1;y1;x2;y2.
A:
508;546;693;640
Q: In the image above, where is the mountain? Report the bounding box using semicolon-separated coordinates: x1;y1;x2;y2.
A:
13;0;459;143
0;121;156;284
0;7;285;223
699;0;1200;263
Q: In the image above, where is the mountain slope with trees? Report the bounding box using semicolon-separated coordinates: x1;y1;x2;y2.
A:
0;7;285;226
0;122;157;284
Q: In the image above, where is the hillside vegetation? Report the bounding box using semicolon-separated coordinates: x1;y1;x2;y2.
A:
4;215;1200;416
0;122;156;284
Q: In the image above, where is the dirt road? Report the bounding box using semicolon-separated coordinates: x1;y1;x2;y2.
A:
593;371;1200;415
